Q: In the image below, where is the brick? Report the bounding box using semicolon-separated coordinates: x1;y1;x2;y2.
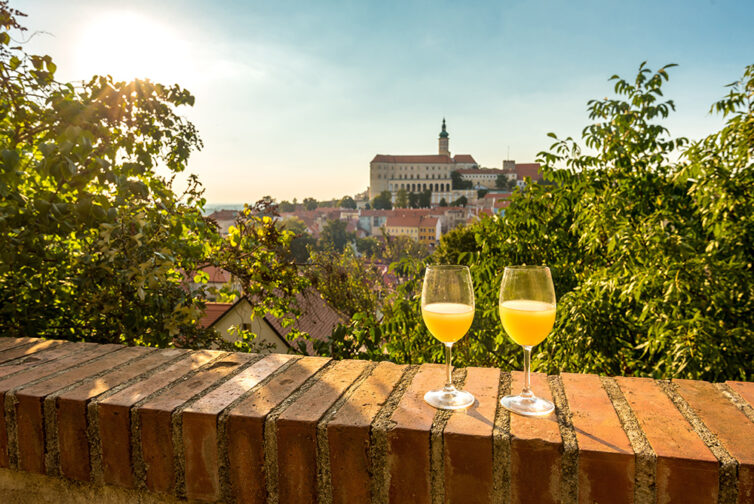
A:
0;339;65;365
55;348;184;482
0;341;78;380
727;380;754;409
509;371;561;504
327;361;406;504
675;379;754;503
615;376;718;504
443;367;500;504
561;373;634;504
182;353;294;501
95;349;222;488
0;342;114;469
0;337;39;352
138;352;251;494
387;363;446;504
226;356;329;504
277;359;369;504
14;345;147;474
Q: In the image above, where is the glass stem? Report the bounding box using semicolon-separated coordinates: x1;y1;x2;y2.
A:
444;343;454;392
521;345;534;399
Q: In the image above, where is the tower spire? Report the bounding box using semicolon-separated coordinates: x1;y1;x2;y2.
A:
438;118;450;156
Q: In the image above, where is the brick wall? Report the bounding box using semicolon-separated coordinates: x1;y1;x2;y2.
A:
0;336;752;503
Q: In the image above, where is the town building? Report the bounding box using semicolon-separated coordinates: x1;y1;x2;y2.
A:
369;120;478;205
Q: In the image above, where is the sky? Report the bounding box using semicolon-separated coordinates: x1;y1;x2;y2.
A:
12;0;754;204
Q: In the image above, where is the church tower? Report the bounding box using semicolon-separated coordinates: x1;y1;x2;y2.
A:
438;118;450;157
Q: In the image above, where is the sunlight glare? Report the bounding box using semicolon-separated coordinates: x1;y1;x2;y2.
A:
75;11;194;84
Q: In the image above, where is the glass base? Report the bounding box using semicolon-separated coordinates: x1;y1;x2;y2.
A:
424;387;475;410
500;394;554;416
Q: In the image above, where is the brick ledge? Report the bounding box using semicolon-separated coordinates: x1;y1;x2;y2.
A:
0;337;751;503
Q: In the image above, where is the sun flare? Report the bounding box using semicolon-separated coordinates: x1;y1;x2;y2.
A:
75;11;193;84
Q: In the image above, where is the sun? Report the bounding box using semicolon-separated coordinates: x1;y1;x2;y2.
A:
75;11;193;84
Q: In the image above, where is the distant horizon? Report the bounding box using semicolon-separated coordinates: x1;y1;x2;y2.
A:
15;0;754;203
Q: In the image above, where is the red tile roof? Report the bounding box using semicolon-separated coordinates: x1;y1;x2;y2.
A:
371;154;477;165
202;266;232;284
199;303;234;328
385;216;422;228
515;163;542;181
207;210;237;221
264;289;344;355
419;217;439;229
456;168;505;175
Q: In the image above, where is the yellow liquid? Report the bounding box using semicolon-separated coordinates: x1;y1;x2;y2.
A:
499;300;556;346
422;303;474;343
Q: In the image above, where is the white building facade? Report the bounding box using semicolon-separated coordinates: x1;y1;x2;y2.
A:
369;120;478;205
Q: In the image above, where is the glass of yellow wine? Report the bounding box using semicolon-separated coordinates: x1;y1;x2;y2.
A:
422;264;476;410
499;265;556;416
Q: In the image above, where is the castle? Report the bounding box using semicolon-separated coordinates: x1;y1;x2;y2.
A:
368;119;478;205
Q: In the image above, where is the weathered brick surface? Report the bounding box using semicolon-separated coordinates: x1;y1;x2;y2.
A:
13;346;147;474
54;348;185;482
509;371;561;504
276;359;369;504
0;341;78;380
727;380;754;409
0;337;38;352
561;373;634;504
181;353;294;501
675;379;754;503
327;361;406;504
225;356;329;504
615;376;719;504
95;349;222;488
0;342;108;468
387;363;446;504
0;339;65;365
443;367;500;504
137;352;251;494
0;338;751;504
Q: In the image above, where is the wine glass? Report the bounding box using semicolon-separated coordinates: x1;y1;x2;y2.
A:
499;265;556;416
421;265;475;410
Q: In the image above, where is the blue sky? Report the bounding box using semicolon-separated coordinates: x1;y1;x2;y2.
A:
14;0;754;203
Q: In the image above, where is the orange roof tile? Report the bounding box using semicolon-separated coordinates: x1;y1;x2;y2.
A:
199;303;234;328
371;154;477;165
515;163;542;180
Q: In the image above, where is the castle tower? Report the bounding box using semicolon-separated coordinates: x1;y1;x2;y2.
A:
438;118;450;157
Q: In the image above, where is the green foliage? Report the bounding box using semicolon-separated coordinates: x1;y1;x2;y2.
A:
372;190;392;210
355;236;380;257
394;188;408;208
450;170;472;189
439;197;448;207
495;174;515;190
302;197;318;211
477;189;489;198
278;200;295;212
338;195;356;209
0;5;308;351
450;195;468;207
327;63;754;381
318;219;353;252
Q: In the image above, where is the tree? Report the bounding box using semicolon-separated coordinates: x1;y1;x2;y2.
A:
318;219;353;251
281;217;315;263
279;200;295;212
302;197;318;211
418;189;432;208
450;196;468;207
394;188;409;208
496;174;515;190
450;170;472;189
408;191;419;208
327;63;754;381
356;236;380;257
372;190;393;210
338;195;357;209
0;5;310;351
439;198;448;207
477;189;489;198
